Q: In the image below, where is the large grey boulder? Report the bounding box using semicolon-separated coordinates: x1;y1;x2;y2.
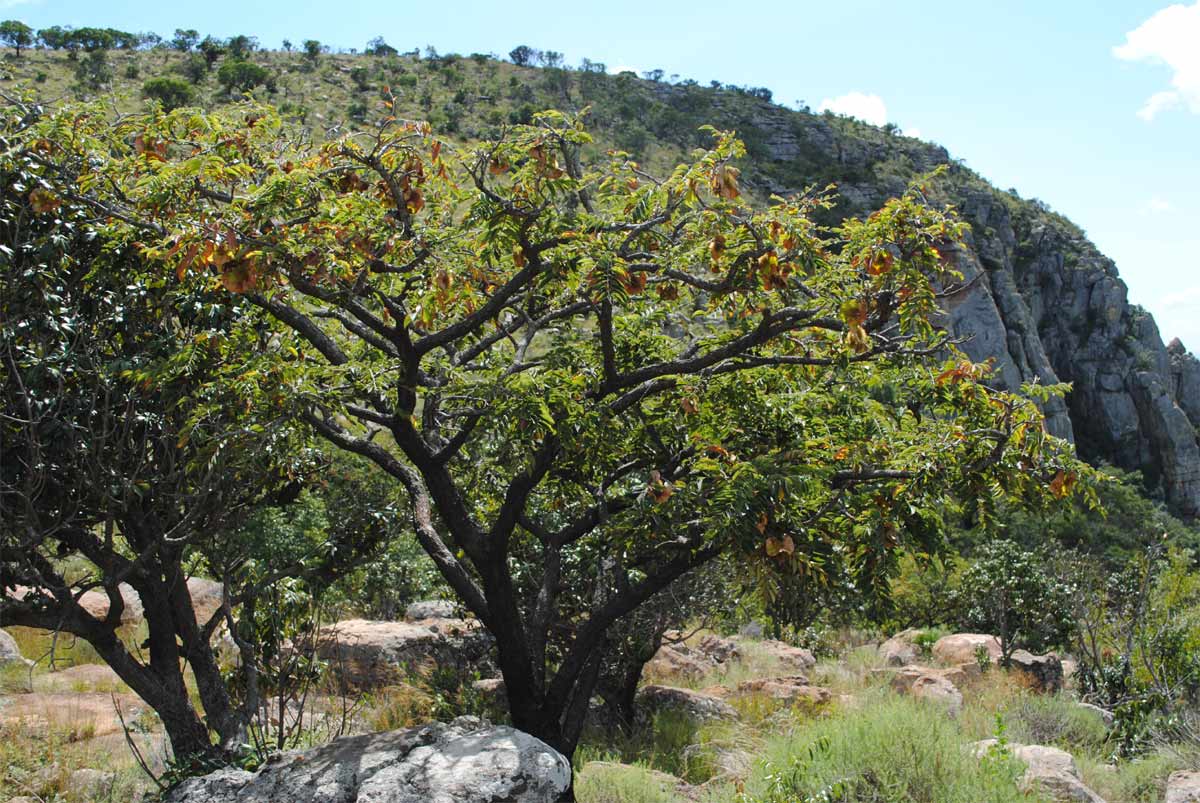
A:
1167;770;1200;803
973;740;1106;802
0;629;30;666
878;628;921;666
404;600;456;621
1009;649;1064;693
166;717;570;803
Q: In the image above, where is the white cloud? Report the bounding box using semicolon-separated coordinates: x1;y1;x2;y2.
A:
1161;285;1200;309
1147;196;1172;212
817;92;888;126
905;127;923;139
1114;2;1200;120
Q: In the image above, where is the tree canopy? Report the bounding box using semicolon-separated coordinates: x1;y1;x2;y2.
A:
5;97;1091;757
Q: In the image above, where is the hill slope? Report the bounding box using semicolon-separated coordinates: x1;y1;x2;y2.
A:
3;44;1197;514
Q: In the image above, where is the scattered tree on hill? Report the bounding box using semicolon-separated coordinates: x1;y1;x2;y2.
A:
509;44;537;65
198;35;225;69
0;20;33;55
142;75;196;110
281;38;293;52
302;39;323;63
36;25;71;51
217;59;269;94
172;28;200;51
227;34;258;59
366;36;397;56
13;103;1091;762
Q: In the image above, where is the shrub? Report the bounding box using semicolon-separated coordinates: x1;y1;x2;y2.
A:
217;59;269;94
142;76;195;110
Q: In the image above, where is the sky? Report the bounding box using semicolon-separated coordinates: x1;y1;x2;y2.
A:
4;0;1198;350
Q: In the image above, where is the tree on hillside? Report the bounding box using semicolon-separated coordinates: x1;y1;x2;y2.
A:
302;39;323;63
36;25;71;51
198;35;225;69
172;28;200;52
227;34;258;59
509;44;537;65
142;75;196;110
217;59;270;94
12;102;1090;761
0;20;33;55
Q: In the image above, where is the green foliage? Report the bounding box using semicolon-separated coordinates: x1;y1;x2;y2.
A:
142;75;195;110
172;28;200;52
746;696;1035;803
955;540;1075;661
217;59;269;93
0;20;33;54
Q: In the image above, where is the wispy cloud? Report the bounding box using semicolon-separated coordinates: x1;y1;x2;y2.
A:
1161;286;1200;309
816;92;888;126
1114;2;1200;120
1145;196;1173;213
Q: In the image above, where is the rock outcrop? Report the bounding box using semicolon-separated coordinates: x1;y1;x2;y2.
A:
1167;770;1200;802
0;628;30;666
878;628;922;666
1009;649;1064;693
690;89;1200;517
166;717;570;803
635;684;738;723
316;618;493;689
932;633;1001;665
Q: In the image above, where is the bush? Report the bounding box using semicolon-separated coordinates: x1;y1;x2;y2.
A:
142;76;195;111
747;695;1031;803
217;59;269;94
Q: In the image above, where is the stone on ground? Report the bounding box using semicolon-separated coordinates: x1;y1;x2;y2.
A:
0;628;30;666
165;717;570;803
973;740;1107;803
66;768;115;800
931;633;1001;665
734;676;831;706
752;639;817;671
315;617;493;689
1009;649;1065;693
909;674;963;716
0;691;149;738
878;628;922;666
1167;771;1200;803
636;684;739;723
404;599;456;620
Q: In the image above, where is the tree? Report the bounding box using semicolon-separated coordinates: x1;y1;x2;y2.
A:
281;39;293;53
217;59;269;94
0;20;33;55
36;25;71;51
302;39;322;63
142;76;196;110
227;34;258;59
13;103;1089;764
956;539;1075;663
198;35;225;69
366;36;397;56
172;28;200;52
509;44;537;66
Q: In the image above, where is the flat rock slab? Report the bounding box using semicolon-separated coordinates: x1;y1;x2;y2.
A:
1167;770;1200;802
636;684;738;723
165;717;570;803
0;691;150;738
932;633;1001;665
316;618;493;689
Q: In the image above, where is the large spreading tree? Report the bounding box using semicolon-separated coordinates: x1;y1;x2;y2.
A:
8;98;1088;759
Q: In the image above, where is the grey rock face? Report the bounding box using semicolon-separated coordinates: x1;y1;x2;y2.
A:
1167;770;1200;802
0;628;30;666
1008;650;1064;694
720;95;1200;516
165;718;571;803
404;600;456;621
635;684;739;723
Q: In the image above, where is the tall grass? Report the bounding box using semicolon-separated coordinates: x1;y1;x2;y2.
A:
743;693;1046;803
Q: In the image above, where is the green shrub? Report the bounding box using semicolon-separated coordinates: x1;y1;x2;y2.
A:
217;59;269;94
746;696;1035;803
142;76;195;110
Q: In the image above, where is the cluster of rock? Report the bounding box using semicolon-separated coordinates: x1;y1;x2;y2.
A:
166;717;570;803
973;739;1106;803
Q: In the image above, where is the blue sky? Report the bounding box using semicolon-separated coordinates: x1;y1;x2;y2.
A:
5;0;1199;350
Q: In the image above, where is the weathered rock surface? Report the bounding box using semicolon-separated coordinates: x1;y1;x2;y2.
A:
733;676;831;706
0;628;30;666
166;717;570;803
973;740;1106;802
752;639;817;671
316;618;493;689
645;632;740;681
932;633;1002;665
636;684;738;723
1167;770;1200;802
687;85;1200;516
1076;702;1114;728
1009;649;1064;693
909;674;963;716
404;599;456;621
878;628;921;666
66;768;115;800
0;691;149;737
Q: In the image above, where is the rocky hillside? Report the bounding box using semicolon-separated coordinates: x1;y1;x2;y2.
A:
3;46;1197;514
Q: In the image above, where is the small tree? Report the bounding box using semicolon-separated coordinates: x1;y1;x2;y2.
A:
16;104;1089;763
302;39;323;63
198;35;225;69
172;28;200;52
227;34;258;59
957;539;1075;663
0;20;33;55
217;59;269;94
366;36;397;56
143;76;196;110
281;38;293;52
509;44;537;65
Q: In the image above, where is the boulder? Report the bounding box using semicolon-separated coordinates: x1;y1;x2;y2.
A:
33;663;128;694
405;599;456;621
973;740;1106;803
66;768;115;800
645;641;714;681
0;629;30;666
316;618;493;689
1076;702;1114;728
878;628;922;666
734;676;831;706
1009;650;1064;693
166;717;570;803
909;674;963;716
755;639;817;671
1168;771;1200;803
186;577;225;624
697;634;740;664
0;692;149;738
636;684;738;723
932;633;1001;665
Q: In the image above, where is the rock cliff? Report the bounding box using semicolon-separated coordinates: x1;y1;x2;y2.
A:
675;90;1200;515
